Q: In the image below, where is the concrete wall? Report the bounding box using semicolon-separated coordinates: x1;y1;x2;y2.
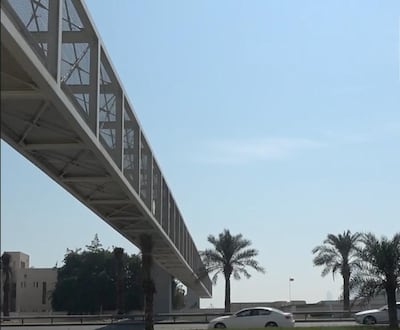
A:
15;268;57;313
1;252;57;314
185;287;200;309
7;251;30;271
152;263;172;314
1;251;30;312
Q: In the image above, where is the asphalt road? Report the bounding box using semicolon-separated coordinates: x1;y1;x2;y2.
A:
1;320;360;329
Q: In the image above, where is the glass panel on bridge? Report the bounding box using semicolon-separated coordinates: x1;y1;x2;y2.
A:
140;134;152;208
152;161;162;223
169;197;176;242
123;103;140;193
6;0;49;59
62;0;83;32
161;179;170;233
99;51;122;167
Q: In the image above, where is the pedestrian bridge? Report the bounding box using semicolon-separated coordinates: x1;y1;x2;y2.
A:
0;0;211;297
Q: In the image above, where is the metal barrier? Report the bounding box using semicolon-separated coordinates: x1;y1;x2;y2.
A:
292;310;358;321
0;310;358;326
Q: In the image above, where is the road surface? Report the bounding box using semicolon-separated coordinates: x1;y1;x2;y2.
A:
1;320;360;329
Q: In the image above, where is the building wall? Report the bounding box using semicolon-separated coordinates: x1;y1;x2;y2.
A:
1;252;57;313
7;251;30;272
15;268;57;313
1;251;30;312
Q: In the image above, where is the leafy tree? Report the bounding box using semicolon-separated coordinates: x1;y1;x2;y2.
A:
351;233;400;329
125;254;144;311
52;237;143;314
201;229;265;312
52;249;113;313
139;234;156;330
1;253;12;317
312;230;362;312
86;233;103;252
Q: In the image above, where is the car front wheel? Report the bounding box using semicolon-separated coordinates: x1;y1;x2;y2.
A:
363;316;377;325
266;322;278;327
214;323;226;328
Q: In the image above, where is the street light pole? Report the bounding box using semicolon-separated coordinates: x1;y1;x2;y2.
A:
289;277;294;302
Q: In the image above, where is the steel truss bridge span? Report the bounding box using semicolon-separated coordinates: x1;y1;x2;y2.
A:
0;0;211;297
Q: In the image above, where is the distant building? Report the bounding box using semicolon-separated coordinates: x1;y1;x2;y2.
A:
1;252;57;313
229;291;400;314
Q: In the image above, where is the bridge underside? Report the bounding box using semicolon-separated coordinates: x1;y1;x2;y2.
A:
1;0;211;297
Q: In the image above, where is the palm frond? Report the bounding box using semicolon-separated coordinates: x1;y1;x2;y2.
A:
211;270;222;285
232;249;258;262
350;232;400;301
201;229;265;285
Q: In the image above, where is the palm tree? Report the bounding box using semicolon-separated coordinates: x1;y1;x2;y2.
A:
312;230;362;312
113;247;125;314
1;253;12;317
201;229;265;312
351;233;400;329
139;234;156;330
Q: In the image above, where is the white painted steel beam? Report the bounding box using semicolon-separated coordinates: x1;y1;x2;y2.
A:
23;142;86;150
108;216;143;221
61;176;113;183
88;199;131;205
1;90;43;99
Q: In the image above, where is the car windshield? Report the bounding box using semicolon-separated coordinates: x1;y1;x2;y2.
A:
378;305;388;311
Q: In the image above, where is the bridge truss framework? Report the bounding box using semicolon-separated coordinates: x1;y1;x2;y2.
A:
1;0;211;297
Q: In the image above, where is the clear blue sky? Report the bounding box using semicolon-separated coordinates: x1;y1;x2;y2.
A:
1;0;399;308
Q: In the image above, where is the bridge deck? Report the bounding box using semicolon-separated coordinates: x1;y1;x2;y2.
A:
1;0;211;297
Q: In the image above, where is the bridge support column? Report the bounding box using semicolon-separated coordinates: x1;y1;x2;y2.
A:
152;263;172;315
185;287;200;310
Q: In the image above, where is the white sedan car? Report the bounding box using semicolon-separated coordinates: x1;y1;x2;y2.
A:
208;307;295;328
354;302;400;325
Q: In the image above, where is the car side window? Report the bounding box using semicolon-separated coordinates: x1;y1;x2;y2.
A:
237;310;252;317
258;309;271;316
250;310;260;316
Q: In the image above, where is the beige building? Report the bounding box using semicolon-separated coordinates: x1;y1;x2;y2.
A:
1;252;57;313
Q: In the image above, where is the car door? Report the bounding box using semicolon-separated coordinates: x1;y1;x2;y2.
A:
255;308;273;327
378;307;389;323
248;309;266;328
233;309;257;328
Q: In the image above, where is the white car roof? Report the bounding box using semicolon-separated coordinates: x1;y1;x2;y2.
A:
236;307;284;313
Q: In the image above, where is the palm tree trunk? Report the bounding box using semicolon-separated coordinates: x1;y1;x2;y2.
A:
140;234;156;330
114;247;125;314
2;253;11;317
224;274;231;313
2;274;10;317
342;271;350;315
386;279;398;329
